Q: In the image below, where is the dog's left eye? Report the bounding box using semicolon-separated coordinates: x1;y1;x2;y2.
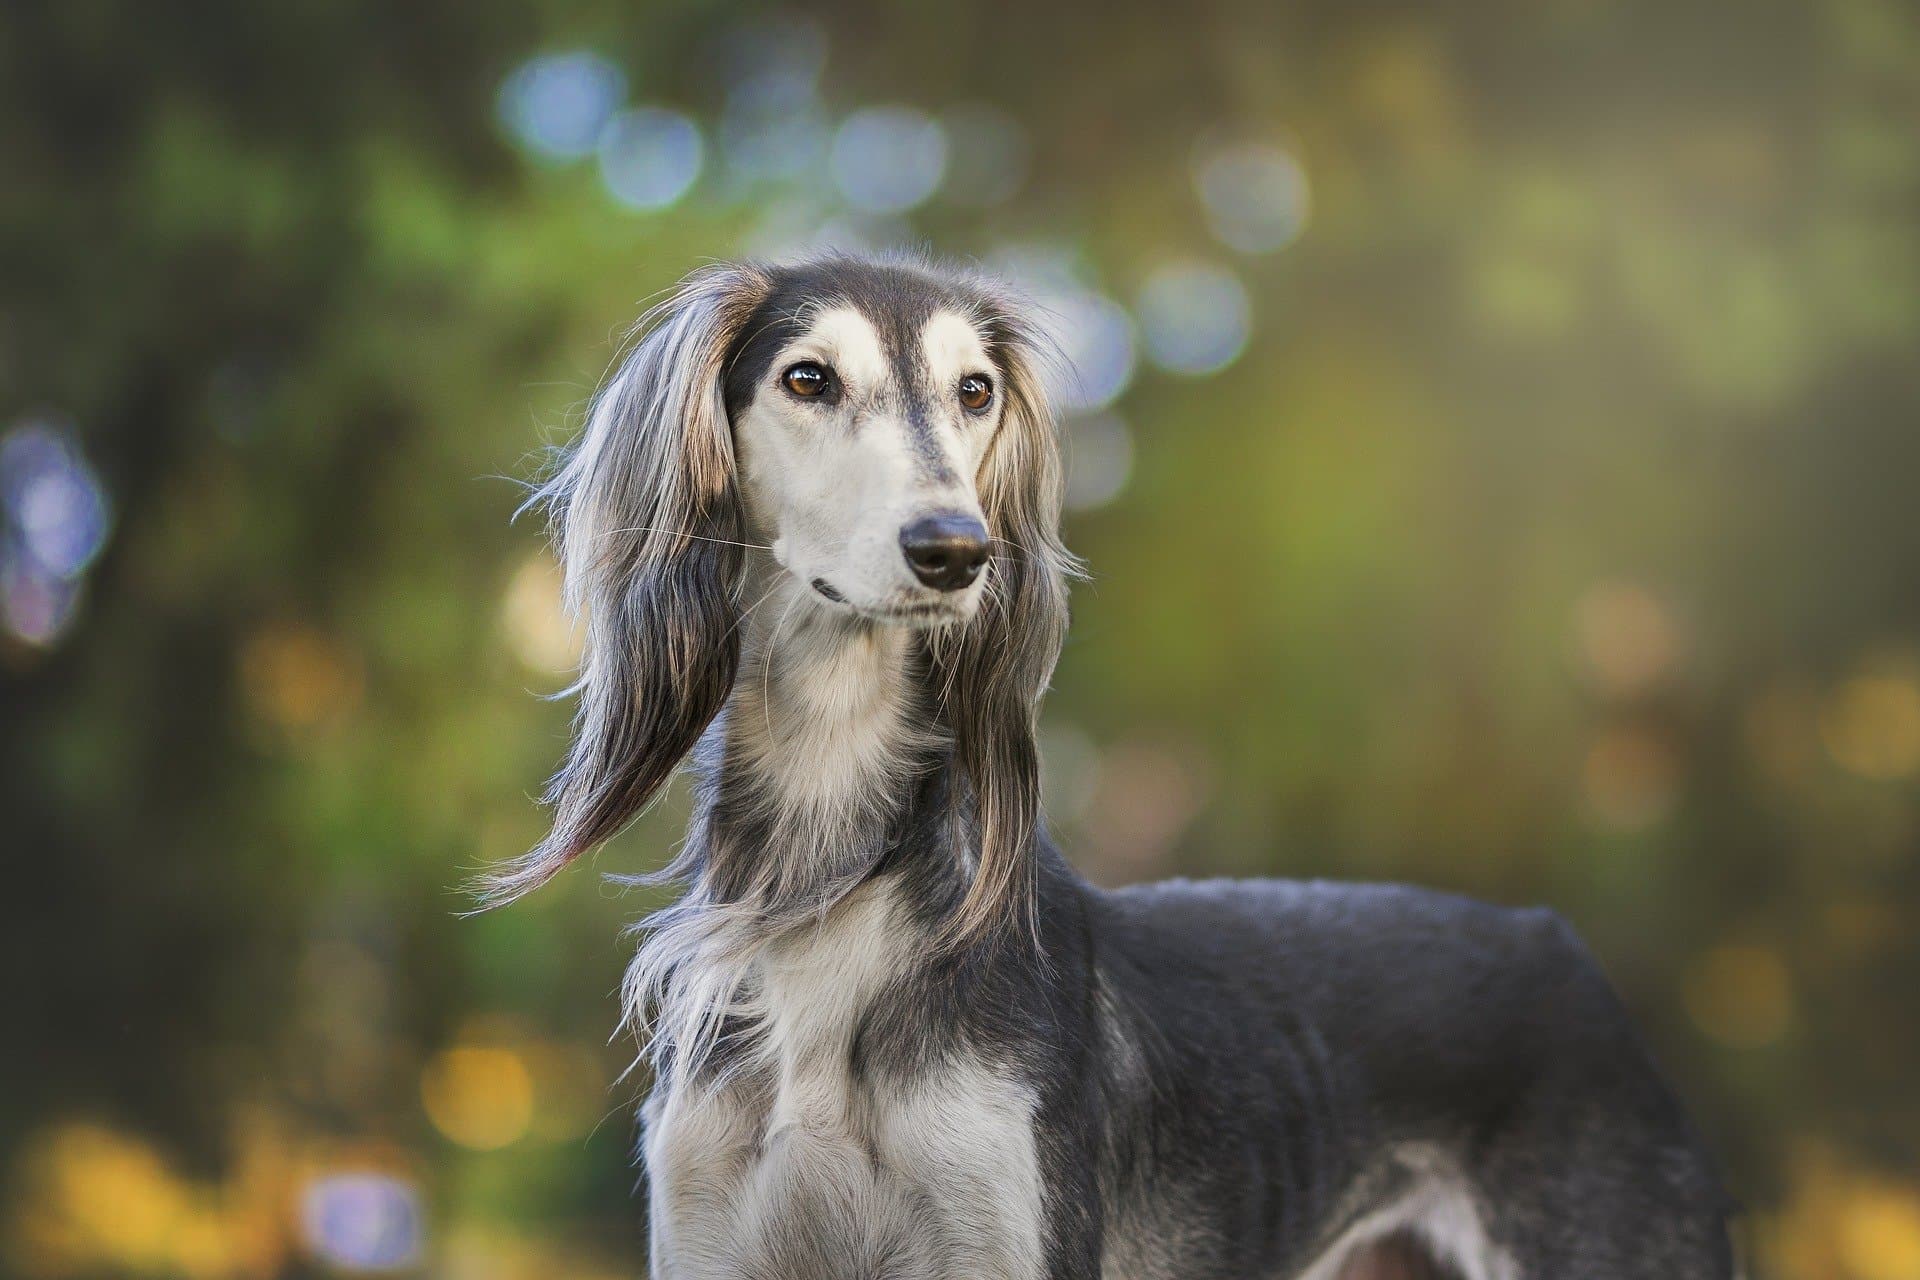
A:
958;374;994;411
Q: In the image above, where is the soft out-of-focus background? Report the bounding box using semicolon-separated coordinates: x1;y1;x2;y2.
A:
3;0;1918;1275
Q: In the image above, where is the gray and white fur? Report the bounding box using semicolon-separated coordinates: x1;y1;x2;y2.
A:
489;253;1738;1279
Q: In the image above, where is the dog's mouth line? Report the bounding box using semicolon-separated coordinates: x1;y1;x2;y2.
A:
845;597;964;625
805;578;964;626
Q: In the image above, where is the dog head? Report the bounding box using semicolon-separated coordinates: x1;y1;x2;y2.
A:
725;258;1027;626
487;253;1075;939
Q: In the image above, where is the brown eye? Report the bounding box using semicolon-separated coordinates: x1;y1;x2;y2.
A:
782;362;832;398
958;374;994;411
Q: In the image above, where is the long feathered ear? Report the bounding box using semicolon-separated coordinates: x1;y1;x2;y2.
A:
483;264;772;905
931;301;1082;946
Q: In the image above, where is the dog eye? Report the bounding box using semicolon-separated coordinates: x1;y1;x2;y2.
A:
958;374;994;411
782;362;833;399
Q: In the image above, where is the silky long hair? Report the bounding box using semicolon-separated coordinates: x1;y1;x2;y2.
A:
486;254;1076;958
926;301;1074;945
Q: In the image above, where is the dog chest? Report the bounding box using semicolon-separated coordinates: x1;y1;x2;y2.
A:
642;884;1049;1280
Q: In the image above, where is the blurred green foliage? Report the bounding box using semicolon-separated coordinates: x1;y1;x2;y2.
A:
3;0;1919;1276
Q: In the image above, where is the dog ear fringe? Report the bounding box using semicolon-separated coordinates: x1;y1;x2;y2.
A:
929;300;1083;950
474;264;772;908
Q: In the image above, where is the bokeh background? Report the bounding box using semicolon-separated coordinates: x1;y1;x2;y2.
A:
4;0;1919;1275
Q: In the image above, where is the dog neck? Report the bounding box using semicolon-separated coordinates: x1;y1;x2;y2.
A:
706;567;946;902
626;566;958;1081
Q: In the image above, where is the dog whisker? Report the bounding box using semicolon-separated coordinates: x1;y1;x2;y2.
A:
759;590;804;747
597;524;775;552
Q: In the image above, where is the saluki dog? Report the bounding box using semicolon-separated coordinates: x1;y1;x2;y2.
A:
488;253;1737;1278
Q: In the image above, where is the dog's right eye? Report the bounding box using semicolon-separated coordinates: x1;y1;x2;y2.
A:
782;362;833;399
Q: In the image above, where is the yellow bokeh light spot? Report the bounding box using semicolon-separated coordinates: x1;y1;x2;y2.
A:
8;1122;247;1278
1581;726;1679;830
1575;582;1682;699
1840;1185;1920;1280
421;1045;535;1150
1682;943;1793;1049
238;621;362;734
1822;670;1920;781
499;552;581;673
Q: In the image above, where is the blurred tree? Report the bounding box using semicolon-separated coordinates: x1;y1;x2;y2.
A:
3;0;1918;1274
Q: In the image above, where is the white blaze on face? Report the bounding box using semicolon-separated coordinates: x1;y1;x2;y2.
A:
919;309;1002;479
805;306;891;388
731;303;1004;622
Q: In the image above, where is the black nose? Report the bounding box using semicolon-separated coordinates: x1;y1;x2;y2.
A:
899;514;990;591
